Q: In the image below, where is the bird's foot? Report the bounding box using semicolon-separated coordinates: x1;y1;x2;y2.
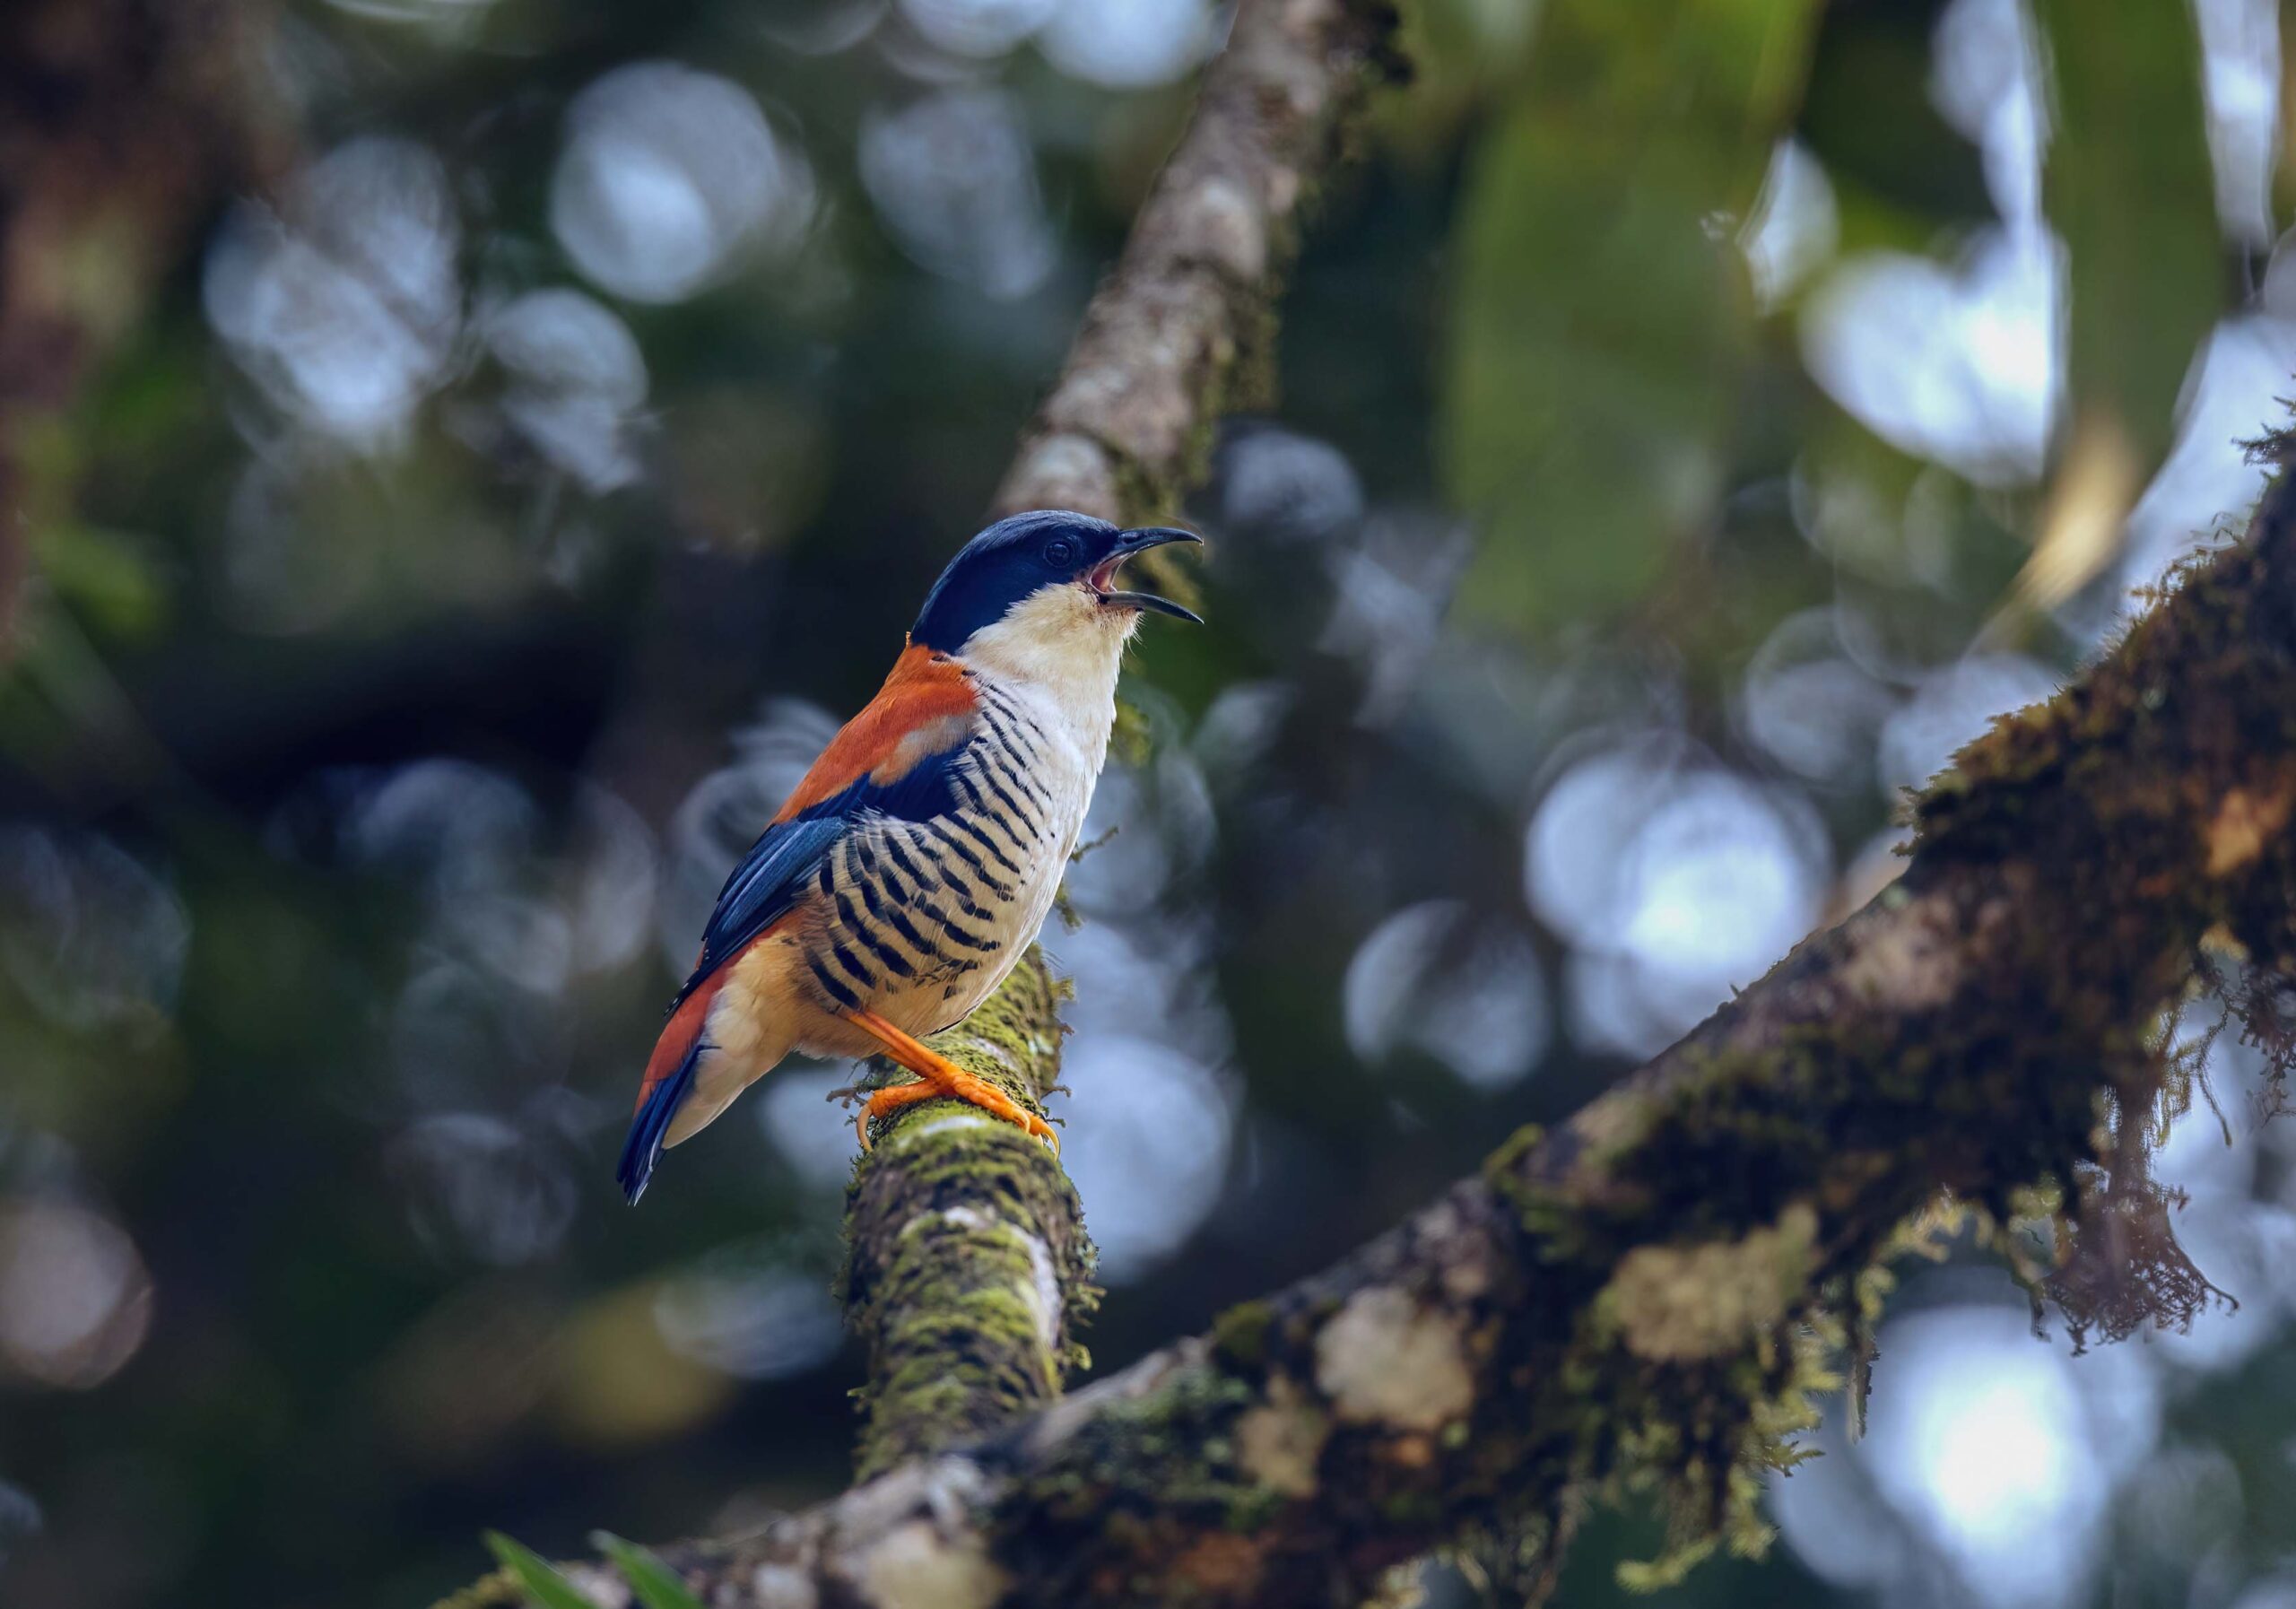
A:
842;1009;1059;1154
855;1071;1059;1153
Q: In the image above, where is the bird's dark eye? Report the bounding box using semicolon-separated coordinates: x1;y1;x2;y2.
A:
1043;536;1079;567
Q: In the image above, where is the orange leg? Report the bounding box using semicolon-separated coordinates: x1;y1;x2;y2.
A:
844;1008;1058;1153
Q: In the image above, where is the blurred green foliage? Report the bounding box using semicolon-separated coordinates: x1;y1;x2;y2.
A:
483;1532;596;1609
1442;0;1821;638
2037;0;2222;470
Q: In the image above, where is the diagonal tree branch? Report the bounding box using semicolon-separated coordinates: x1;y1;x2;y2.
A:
993;0;1404;535
518;453;2296;1605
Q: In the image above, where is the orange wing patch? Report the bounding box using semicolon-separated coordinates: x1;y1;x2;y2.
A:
773;644;978;822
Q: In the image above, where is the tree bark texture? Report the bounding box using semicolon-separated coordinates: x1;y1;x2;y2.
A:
992;0;1403;585
508;453;2296;1606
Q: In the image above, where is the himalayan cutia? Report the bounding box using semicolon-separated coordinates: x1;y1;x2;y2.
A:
619;511;1202;1201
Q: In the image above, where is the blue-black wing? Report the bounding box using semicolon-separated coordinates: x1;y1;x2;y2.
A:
670;735;971;1011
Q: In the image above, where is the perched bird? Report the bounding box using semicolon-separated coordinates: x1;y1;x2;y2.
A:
618;511;1203;1202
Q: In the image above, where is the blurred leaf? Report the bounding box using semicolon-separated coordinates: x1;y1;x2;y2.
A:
2033;0;2221;469
1441;0;1824;636
483;1532;595;1609
2010;0;2222;613
30;523;168;639
2006;410;2141;620
590;1533;705;1609
1796;1;1992;234
544;1281;734;1448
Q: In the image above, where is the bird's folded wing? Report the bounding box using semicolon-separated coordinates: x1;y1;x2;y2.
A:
668;645;981;1010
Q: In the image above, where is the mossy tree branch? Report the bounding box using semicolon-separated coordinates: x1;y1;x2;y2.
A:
842;952;1096;1478
992;0;1403;568
487;457;2296;1606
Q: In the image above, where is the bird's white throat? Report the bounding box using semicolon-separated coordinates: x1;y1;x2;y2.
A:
960;583;1138;766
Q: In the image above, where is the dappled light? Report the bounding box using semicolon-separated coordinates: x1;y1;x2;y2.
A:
0;1204;152;1390
859;89;1058;300
205;137;463;448
552;64;813;305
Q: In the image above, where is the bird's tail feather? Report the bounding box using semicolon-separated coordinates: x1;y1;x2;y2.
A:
618;1040;700;1205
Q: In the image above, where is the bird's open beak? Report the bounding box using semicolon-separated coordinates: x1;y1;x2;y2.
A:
1091;526;1205;622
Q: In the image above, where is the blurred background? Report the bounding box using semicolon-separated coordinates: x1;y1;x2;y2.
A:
4;0;2296;1605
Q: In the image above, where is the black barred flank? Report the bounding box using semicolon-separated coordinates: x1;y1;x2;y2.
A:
945;815;1024;880
980;725;1053;807
852;918;918;978
884;836;935;893
806;953;861;1010
829;939;878;989
840;843;880;911
970;766;1042;835
925;826;1016;900
915;900;998;952
880;902;946;962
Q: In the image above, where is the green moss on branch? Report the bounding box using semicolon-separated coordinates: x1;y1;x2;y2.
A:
841;948;1098;1477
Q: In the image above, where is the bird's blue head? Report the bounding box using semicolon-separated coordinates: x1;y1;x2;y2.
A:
909;510;1203;656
